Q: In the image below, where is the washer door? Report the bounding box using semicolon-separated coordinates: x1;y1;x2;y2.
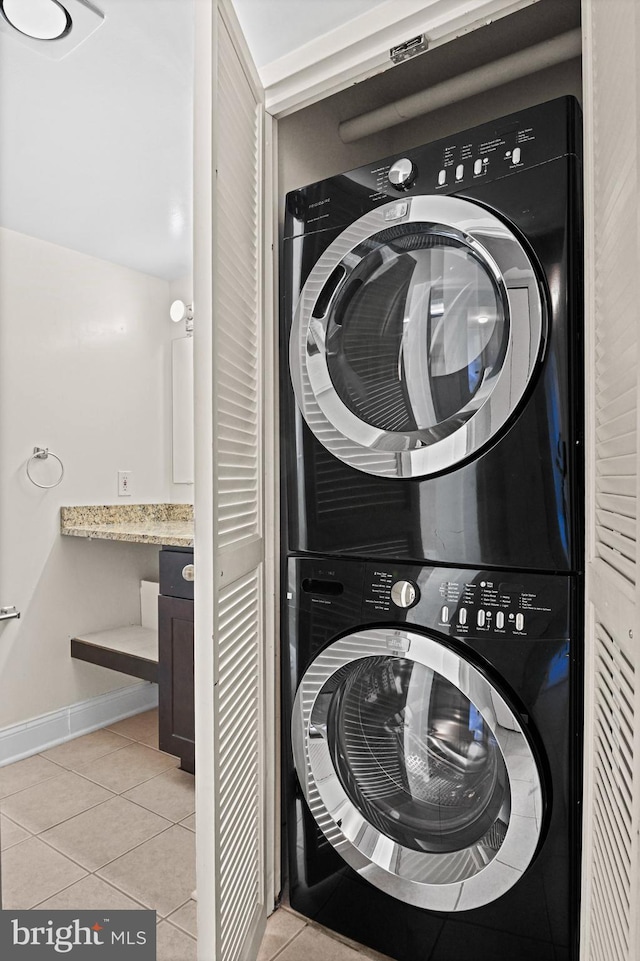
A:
292;629;543;911
290;195;543;478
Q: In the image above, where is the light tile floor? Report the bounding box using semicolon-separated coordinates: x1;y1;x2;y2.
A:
258;906;395;961
0;709;390;961
0;709;197;960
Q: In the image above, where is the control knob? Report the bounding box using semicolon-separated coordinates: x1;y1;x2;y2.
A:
388;158;417;191
390;580;418;608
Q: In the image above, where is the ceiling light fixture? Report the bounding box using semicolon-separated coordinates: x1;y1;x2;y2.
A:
0;0;103;61
0;0;71;41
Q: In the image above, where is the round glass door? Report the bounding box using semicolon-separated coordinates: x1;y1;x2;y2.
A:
292;629;543;911
325;656;509;855
290;195;543;479
325;226;507;441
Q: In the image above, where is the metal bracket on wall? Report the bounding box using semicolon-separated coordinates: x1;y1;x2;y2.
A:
390;34;428;64
0;606;21;622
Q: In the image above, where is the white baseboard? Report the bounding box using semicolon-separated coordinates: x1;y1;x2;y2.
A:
0;682;159;767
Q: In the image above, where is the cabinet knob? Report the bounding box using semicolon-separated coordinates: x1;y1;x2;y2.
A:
182;564;195;582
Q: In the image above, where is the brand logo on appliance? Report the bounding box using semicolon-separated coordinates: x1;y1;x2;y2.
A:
1;911;156;958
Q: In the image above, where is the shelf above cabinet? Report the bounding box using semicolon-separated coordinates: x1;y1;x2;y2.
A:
71;624;158;683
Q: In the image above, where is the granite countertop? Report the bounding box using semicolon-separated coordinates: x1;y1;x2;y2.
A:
60;504;194;547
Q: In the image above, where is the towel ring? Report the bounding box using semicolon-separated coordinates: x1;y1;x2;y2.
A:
26;447;65;489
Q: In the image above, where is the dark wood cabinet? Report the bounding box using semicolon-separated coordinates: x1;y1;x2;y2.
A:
158;547;195;774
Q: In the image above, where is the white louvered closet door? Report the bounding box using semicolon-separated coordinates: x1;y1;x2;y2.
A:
581;2;640;960
194;1;274;959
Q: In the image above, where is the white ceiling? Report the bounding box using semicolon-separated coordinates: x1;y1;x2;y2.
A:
0;0;388;281
0;0;195;281
232;0;387;67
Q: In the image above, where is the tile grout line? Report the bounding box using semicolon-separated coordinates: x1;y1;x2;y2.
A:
5;759;191;868
37;817;178;878
266;924;309;961
163;913;197;942
2;715;196;921
30;871;150;913
0;761;71;800
274;910;396;961
38;740;138;770
2;762;194;839
0;735;137;800
1;787;118;836
30;823;194;918
73;765;181;796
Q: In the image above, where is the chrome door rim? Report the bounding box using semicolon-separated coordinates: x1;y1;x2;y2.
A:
290;195;544;479
292;628;543;911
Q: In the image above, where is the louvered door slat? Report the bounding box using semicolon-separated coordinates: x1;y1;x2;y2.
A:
596;389;636;425
596;548;635;585
596;371;636;410
596;492;636;520
593;789;632;881
594;307;635;356
593;717;633;811
217;567;262;961
595;473;636;499
597;454;637;479
594;346;637;396
596;510;636;540
595;410;636;446
597;432;637;460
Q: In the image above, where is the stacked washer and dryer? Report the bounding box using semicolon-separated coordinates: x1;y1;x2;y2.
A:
280;97;583;961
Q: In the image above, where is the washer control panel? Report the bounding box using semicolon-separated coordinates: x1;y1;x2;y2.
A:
360;563;571;639
290;557;572;640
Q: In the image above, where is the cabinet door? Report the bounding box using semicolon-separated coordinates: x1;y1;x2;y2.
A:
193;1;273;959
158;595;195;774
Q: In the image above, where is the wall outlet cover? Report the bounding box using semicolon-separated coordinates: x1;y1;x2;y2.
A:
118;470;132;496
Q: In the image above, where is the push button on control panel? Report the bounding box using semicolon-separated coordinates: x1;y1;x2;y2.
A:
512;147;522;164
437;169;446;186
477;610;486;627
455;164;464;181
496;611;505;629
441;605;450;623
458;607;467;625
516;613;525;631
473;159;483;175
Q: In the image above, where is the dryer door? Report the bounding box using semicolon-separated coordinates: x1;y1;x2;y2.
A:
290;195;543;478
292;628;543;911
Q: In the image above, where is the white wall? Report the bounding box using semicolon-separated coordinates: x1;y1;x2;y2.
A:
0;227;176;728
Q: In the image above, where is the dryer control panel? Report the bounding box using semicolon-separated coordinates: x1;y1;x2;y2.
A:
284;97;581;238
289;556;573;641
